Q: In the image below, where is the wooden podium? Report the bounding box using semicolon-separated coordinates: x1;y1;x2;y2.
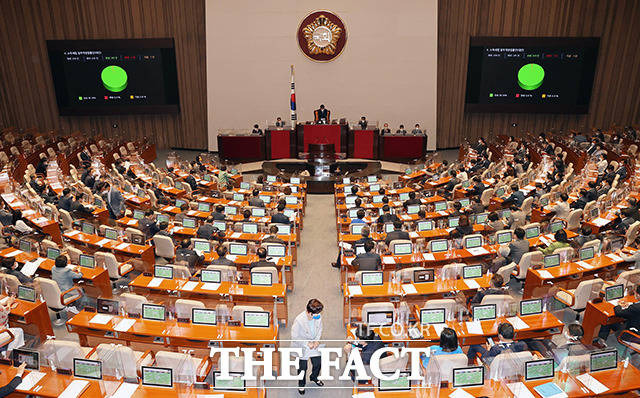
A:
296;123;348;156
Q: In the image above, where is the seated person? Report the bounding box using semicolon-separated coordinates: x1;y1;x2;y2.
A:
344;324;385;381
453;215;473;236
466;323;527;364
175;239;204;270
528;324;589;365
487;212;505;231
411;124;423;135
538;229;570;255
10;210;33;235
1;257;32;284
396;125;407;135
421;327;463;368
154;221;171;237
490;245;510;273
271;203;291;225
613;208;636;234
570;189;589;210
351;209;366;224
470;274;504;304
376;205;399;226
573;225;595;248
249;247;276;270
596;284;640;345
380;123;391;135
352;240;381;271
211;245;235;266
402;192;421;209
242;209;251;221
507;227;530;265
548;193;571;220
212;204;226;221
174;203;190;223
248;189;265;207
385;220;410;246
70;193;94;218
263;225;287;245
51;256;85;313
275;117;285;128
314;104;330;124
139;210;159;239
251;124;263;135
504;183;525;207
333;225;373;268
358;116;368;129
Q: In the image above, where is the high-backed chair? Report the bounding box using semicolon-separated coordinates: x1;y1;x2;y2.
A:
91;343;154;380
422;299;458;321
555;278;604;319
153;235;175;260
425;353;467;384
488;351;533;380
362;302;394;324
251;266;279;284
388;239;412;254
1;274;20;295
521;197;534;217
154;351;211;383
43;340;92;371
496;263;516;284
625;221;640;246
65;246;82;265
95;252;133;286
167;264;191;280
231;305;265;322
566;209;583;231
513;251;543;282
58;209;73;230
120;293;148;317
175;299;205;322
480;188;494;207
480;294;516;317
35;277;82;325
394;266;426;283
441;263;465;280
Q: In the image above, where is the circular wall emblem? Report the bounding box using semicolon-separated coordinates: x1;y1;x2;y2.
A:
297;11;347;62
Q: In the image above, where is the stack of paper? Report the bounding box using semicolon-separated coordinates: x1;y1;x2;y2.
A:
115;242;129;250
114;318;136;332
16;371;46;391
409;231;420;239
402;284;417;294
423;253;435;261
182;281;199;291
506;382;536;398
147;278;163;288
606;253;624;262
464;279;481;289
89;314;114;324
4;249;22;257
382;256;395;264
466;321;483;334
591;218;609;227
127;219;137;226
449;388;475;398
352;392;375;398
202;282;221;291
96;238;111;245
21;258;45;276
58;380;89;398
348;285;363;296
66;230;80;237
537;270;554;279
231;232;242;238
576;373;609;394
507;316;530;330
576;261;593;269
467;247;489;256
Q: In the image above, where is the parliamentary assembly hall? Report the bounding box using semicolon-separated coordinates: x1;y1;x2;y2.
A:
0;0;640;397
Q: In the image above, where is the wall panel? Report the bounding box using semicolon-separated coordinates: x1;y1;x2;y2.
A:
438;0;640;148
0;0;207;149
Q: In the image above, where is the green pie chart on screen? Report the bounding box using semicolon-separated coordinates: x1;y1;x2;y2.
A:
518;63;545;90
101;65;128;92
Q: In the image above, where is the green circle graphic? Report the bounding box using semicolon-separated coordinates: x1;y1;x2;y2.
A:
101;65;128;92
517;63;545;91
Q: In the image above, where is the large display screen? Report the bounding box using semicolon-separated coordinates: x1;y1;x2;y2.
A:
465;37;599;113
47;39;180;115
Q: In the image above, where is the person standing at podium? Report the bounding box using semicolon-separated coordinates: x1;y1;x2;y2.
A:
252;124;263;135
358;116;368;129
275;117;285;128
396;124;407;135
314;104;330;124
411;123;423;135
380;123;391;135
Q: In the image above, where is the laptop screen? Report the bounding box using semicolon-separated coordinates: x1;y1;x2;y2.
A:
276;224;291;235
192;308;217;325
251;208;266;217
497;231;513;244
266;245;286;257
448;217;460;228
224;206;237;215
74;358;102;380
393;243;412;255
142;304;166;321
472;304;496;321
133;209;144;220
475;213;488;224
525;359;554;381
229;243;247;255
543;254;560;268
590;350;617;372
213;221;226;231
46;247;60;260
251;272;273;286
200;269;221;283
520;298;543;316
19;239;31;253
605;284;624;301
463;265;482;279
182;218;196;228
242;223;258;234
213;372;246;392
464;236;482;249
142;366;173;388
361;271;384;286
430;240;448;253
452;366;484;388
417;220;433;231
290;177;301;184
82;222;95;235
399;193;410;201
420;308;445;325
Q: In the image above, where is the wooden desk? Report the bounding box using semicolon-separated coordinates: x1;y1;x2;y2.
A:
522;253;627;299
349;312;562;347
3;294;54;343
0;247;112;299
67;310;279;356
342;276;491;326
202;253;294;290
353;365;640;397
129;274;289;326
1;193;62;245
0;363;265;397
338;224;491;244
63;230;154;270
581;295;638;345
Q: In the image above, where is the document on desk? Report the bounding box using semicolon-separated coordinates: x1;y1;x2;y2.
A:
465;321;483;334
147;277;163;287
467;247;490;256
16;370;46;391
537;270;554;279
506;382;536;398
402;284;417;295
89;314;114;324
382;256;395;265
576;261;593;269
538;236;551;246
576;373;609;394
438;211;449;216
182;281;199;291
606;253;624;262
348;285;363;296
96;238;111;246
227;255;238;261
423;253;435;261
66;230;80;237
22;209;36;216
532;381;568;398
115;242;130;250
591;217;609;227
352;392;376;398
449;388;475;398
4;249;22;257
21;258;45;276
127;219;137;226
463;279;480;289
114;318;136;332
507;316;530;330
33;217;49;224
409;231;419;239
111;382;139;398
231;232;242;238
58;380;89;398
202;282;221;291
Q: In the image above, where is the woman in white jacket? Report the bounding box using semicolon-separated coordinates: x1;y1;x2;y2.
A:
290;298;324;394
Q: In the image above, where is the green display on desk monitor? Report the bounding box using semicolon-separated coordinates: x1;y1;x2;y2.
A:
101;65;128;93
420;308;445;325
517;63;545;90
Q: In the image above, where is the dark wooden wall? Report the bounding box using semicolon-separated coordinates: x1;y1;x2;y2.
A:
0;0;207;149
437;0;640;148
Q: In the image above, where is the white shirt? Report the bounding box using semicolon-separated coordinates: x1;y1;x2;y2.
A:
15;220;33;234
551;201;571;220
291;311;323;359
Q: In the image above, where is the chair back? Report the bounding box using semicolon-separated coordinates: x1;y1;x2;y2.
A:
426;353;467;383
394;266;425;283
567;209;583;231
489;351;533;380
514;251;542;279
204;264;237;282
480;294;515;317
362;302;394;324
441;263;465;280
35;277;63;309
153;235;175;258
625;221;640;246
44;340;87;370
572;278;604;310
231;305;265;322
251;266;279;284
121;292;148;316
389;239;412;254
423;299;458;320
175;299;205;321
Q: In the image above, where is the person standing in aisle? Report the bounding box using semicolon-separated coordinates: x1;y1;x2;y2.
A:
291;299;324;394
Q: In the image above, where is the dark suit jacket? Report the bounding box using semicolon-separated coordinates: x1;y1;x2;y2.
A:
249;259;276;270
385;230;410;246
185;175;198;191
380;128;391;135
139;218;159;239
248;197;265;207
353;252;382;271
80;151;91;162
58;196;72;211
376;213;399;225
176;248;203;268
263;235;286;245
212;212;226;221
211;257;236;266
358;121;368;129
613;302;640;331
506;191;525;207
196;224;216;240
271;213;291;225
314;108;329;122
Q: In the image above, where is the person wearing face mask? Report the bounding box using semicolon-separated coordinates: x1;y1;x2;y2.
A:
380;123;391;135
291;299;324;394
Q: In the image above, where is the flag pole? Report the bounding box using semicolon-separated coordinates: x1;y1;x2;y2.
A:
290;65;297;128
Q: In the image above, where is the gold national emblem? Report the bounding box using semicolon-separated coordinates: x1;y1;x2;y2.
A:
302;14;342;55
